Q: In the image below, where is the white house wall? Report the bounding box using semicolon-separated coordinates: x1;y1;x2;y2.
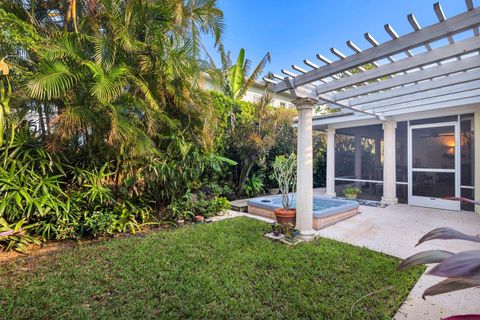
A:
202;76;295;109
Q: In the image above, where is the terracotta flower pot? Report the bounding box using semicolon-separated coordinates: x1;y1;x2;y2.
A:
273;208;296;226
195;215;204;223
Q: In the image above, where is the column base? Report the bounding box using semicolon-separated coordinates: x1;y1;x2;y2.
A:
325;192;336;197
381;197;398;206
299;229;316;242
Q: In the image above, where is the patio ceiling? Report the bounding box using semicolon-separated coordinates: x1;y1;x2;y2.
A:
264;1;480;121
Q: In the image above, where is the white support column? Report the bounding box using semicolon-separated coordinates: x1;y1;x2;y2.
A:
474;112;480;213
326;127;336;197
382;121;398;205
295;97;317;241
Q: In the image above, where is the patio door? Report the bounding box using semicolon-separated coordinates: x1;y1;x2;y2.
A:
408;122;460;211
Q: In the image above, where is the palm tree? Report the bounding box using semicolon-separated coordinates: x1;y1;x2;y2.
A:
1;0;225;190
0;58;11;146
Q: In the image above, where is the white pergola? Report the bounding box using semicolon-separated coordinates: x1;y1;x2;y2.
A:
264;1;480;240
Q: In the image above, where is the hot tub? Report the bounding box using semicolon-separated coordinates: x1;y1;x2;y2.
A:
247;195;359;230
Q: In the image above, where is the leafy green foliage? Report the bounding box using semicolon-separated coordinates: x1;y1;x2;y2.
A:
167;191;231;220
343;186;362;197
0;0;231;251
242;174;264;197
209;91;298;195
0;218;41;253
0;131;153;243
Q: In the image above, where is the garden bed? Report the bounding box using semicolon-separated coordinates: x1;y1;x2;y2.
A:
0;217;423;319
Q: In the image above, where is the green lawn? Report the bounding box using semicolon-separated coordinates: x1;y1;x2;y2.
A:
0;218;423;319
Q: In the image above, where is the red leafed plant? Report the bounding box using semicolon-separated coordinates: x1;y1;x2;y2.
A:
399;197;480;319
399;227;480;297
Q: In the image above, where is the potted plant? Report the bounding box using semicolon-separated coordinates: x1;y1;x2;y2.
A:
282;223;300;244
176;209;194;226
271;223;283;236
271;153;297;226
343;186;361;200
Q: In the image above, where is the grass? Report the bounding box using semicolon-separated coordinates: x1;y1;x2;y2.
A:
0;217;423;319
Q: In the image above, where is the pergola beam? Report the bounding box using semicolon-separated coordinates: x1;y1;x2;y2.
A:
361;80;480;112
382;94;480;116
332;54;480;101
316;95;383;120
347;66;480;106
466;0;480;35
313;95;480;126
407;13;441;66
346;40;381;68
271;7;480;93
315;36;480;95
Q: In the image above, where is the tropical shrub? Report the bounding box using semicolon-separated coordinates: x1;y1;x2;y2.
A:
210;91;298;195
194;197;231;218
0;130;69;240
242;174;265;197
0;0;231;251
399;227;480;298
167;192;230;220
312;132;327;188
0;218;41;253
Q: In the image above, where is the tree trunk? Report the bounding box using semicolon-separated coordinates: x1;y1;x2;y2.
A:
72;0;78;33
236;158;255;194
37;103;46;139
65;0;72;31
65;0;78;32
44;104;51;135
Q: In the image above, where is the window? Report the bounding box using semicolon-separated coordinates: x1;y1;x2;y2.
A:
335;124;384;201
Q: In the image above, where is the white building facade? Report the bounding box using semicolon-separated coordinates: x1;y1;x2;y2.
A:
201;74;295;108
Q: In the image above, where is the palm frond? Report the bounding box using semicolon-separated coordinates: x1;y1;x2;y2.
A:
92;35;117;70
238;51;270;99
42;33;87;64
84;62;128;105
26;60;81;100
128;74;160;111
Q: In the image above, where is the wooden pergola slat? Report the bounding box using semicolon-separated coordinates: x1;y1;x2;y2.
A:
331;55;480;101
347;66;480;107
269;6;480;93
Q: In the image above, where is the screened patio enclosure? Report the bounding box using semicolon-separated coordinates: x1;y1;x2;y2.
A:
264;1;480;240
